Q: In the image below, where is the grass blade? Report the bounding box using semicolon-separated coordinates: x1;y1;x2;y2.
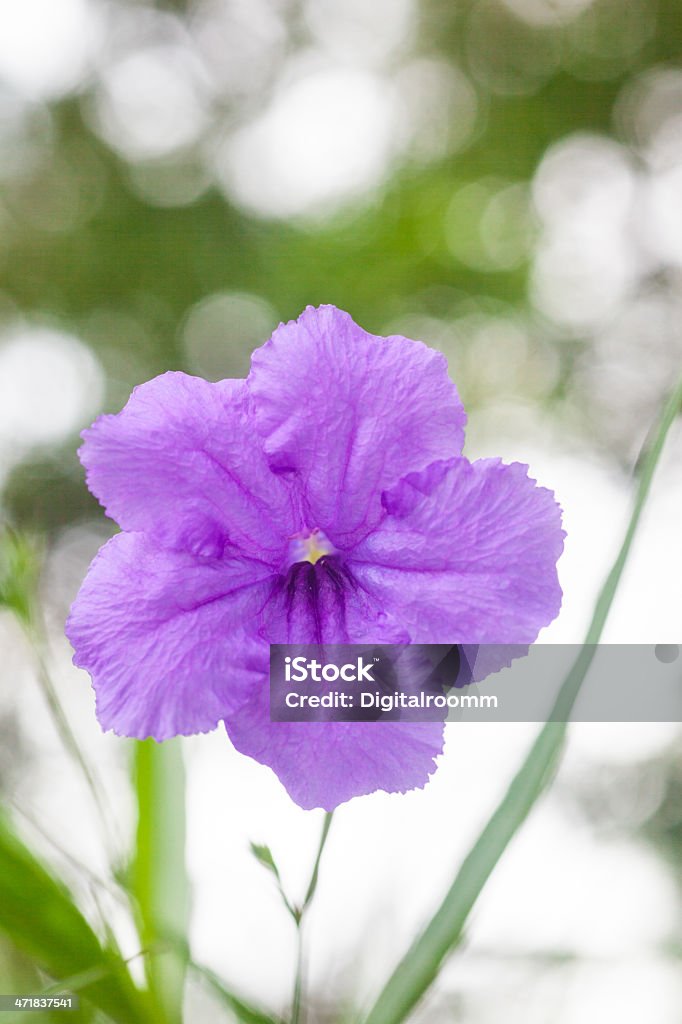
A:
363;375;682;1024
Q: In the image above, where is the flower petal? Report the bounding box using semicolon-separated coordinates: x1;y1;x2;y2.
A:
351;458;565;643
225;655;444;811
66;533;272;740
80;373;295;562
248;306;466;546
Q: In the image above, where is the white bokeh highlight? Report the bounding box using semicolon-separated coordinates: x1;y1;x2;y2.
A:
0;325;104;458
0;0;100;100
214;63;398;218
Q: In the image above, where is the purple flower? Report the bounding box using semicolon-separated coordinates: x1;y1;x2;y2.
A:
66;306;564;810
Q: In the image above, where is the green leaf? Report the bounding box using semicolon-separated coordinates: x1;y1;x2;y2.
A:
0;937;96;1024
131;739;189;1024
249;841;299;923
363;375;682;1024
0;810;153;1023
249;843;282;882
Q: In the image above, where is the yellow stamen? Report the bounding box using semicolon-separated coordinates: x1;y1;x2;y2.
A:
302;532;332;565
288;529;335;566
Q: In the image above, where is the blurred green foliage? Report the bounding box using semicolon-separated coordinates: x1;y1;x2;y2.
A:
2;0;682;535
0;531;41;624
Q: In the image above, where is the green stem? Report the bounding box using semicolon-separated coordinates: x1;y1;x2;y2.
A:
291;926;305;1024
301;811;334;914
291;812;334;1024
363;374;682;1024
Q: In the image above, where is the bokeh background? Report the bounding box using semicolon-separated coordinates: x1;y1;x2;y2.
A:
0;0;681;1020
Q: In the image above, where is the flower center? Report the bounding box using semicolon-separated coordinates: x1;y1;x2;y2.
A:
288;528;335;567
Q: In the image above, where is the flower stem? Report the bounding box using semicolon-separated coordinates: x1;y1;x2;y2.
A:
291;811;334;1024
291;925;305;1024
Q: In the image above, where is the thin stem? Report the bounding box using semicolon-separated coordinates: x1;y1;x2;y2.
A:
291;812;334;1024
301;811;334;913
24;616;120;859
291;925;305;1024
585;374;682;646
9;797;128;905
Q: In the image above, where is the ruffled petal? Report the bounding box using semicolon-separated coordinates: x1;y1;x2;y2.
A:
248;306;466;546
66;533;272;740
80;373;296;563
225;649;444;811
350;457;565;643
